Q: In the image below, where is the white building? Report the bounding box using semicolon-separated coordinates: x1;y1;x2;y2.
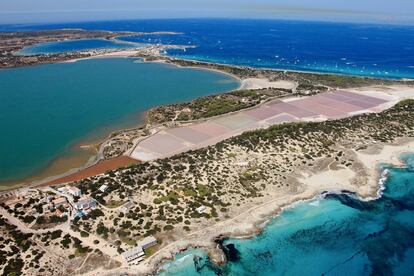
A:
74;198;97;211
121;201;134;212
196;205;206;214
122;246;145;263
99;185;108;193
138;236;157;250
67;186;81;197
58;186;81;197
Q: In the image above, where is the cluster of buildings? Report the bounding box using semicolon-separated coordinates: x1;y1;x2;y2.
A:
0;188;70;222
40;194;70;216
121;236;158;264
36;185;99;220
57;185;97;212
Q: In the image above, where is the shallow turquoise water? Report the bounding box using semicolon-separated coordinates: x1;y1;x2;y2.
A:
158;155;414;275
17;38;139;55
0;58;239;182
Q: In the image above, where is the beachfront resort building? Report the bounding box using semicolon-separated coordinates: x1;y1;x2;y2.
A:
138;236;157;250
122;236;158;263
122;246;145;263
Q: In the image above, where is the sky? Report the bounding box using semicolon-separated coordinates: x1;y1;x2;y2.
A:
1;0;414;25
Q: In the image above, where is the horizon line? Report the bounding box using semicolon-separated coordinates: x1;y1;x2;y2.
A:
1;16;414;28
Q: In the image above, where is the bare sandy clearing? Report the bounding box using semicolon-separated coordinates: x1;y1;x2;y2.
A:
240;78;297;90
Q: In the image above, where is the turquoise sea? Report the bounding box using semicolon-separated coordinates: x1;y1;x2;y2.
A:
158;155;414;275
0;58;239;183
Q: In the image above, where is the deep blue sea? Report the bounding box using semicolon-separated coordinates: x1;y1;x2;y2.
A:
3;19;414;79
158;155;414;275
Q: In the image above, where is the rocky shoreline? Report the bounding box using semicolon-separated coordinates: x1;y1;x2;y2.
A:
147;139;414;275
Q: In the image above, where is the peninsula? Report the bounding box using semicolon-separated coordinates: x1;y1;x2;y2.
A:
0;29;182;68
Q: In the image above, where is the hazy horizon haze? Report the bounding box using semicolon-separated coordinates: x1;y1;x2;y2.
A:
1;0;414;25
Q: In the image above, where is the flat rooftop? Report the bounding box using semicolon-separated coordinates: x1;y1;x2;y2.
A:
130;90;396;161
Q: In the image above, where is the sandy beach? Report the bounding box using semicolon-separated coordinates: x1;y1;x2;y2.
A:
0;144;97;191
44;156;139;186
0;112;142;191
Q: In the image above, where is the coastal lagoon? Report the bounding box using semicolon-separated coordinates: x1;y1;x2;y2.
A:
158;155;414;275
17;38;140;55
0;58;239;185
